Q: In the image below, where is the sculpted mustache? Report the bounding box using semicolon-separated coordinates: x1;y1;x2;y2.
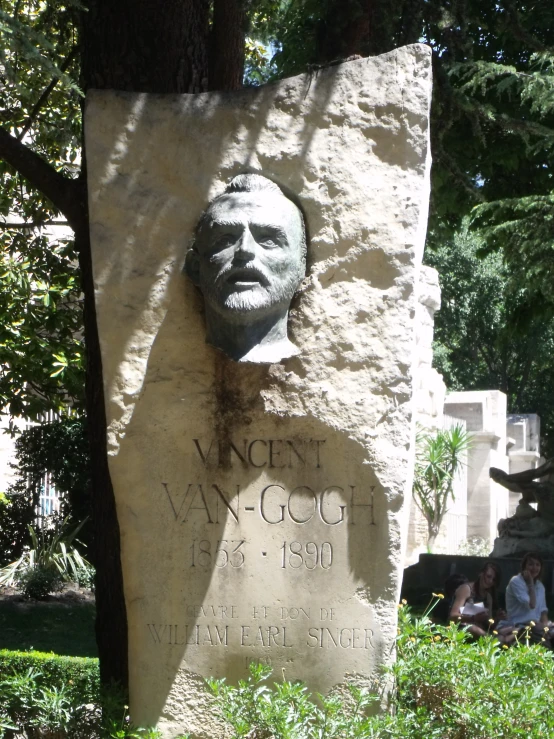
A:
215;264;270;287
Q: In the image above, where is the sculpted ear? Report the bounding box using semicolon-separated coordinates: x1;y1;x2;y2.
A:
184;248;201;286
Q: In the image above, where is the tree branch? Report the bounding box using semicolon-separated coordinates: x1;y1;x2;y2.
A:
17;46;79;142
0;126;84;231
0;220;69;229
476;340;496;377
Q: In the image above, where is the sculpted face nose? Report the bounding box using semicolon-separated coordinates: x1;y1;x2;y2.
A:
234;226;257;259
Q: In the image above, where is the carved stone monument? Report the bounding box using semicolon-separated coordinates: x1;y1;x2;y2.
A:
85;44;432;738
491;461;554;557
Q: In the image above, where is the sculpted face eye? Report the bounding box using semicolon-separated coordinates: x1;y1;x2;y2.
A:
255;229;286;249
210;233;237;252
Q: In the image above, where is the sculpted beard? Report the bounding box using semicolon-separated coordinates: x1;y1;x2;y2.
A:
204;261;302;314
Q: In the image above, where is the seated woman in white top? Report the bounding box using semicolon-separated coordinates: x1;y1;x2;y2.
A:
500;552;554;645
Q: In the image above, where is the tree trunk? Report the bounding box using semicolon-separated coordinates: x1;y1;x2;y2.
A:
315;0;413;63
315;0;370;62
81;0;210;93
427;522;440;553
78;0;212;688
75;201;129;687
209;0;247;91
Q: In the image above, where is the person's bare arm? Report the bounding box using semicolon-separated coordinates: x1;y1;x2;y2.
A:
449;583;472;622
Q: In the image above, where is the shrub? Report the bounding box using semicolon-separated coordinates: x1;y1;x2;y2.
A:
0;650;100;707
0;651;98;738
0;418;92;568
0;517;93;596
413;424;471;551
3;604;554;738
15;564;64;600
73;563;95;590
0;652;181;738
393;598;554;738
208;662;379;738
0;482;39;569
207;601;554;739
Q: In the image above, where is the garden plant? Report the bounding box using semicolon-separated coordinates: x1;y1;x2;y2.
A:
0;516;94;599
2;597;554;737
413;424;472;551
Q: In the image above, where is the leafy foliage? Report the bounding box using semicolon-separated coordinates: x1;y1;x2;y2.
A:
0;652;174;737
15;563;64;600
0;0;81;166
426;227;554;456
209;661;380;739
472;190;554;322
0;649;99;737
413;424;471;550
394;599;554;738
0;417;91;568
0;517;93;596
0;1;552;424
0;0;83;422
244;38;275;85
209;662;380;739
248;1;554;246
2;606;554;737
0;478;37;569
11;417;91;523
462;51;554;320
1;0;554;700
208;604;554;739
0;233;84;420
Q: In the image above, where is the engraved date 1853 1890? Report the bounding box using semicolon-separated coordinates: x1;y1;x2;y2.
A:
189;539;334;570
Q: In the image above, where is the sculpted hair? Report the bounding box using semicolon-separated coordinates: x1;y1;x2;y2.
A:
224;173;284;196
193;173;307;262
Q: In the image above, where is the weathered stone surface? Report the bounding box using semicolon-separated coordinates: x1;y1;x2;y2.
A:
85;44;432;738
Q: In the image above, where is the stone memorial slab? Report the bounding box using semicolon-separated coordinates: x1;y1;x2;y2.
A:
85;44;432;738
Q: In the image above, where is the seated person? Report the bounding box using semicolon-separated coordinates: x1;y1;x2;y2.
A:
449;561;512;643
499;552;554;645
433;573;469;624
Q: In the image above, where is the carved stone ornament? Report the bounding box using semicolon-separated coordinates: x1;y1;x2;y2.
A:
491;460;554;557
184;174;306;363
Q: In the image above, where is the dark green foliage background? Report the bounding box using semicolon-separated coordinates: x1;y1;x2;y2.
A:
0;418;91;568
427;226;554;456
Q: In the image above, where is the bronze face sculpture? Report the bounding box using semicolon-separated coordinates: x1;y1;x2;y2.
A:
185;174;306;363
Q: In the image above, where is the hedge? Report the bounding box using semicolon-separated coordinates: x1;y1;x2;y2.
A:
0;649;100;704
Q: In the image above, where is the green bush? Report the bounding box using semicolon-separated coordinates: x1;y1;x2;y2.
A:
73;563;95;590
393;598;554;737
207;601;554;738
3;604;554;738
0;517;93;596
0;651;177;737
15;564;64;600
208;662;379;738
0;650;100;706
0;419;92;569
